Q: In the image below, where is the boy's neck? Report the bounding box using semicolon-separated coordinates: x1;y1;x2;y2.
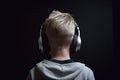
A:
50;47;70;60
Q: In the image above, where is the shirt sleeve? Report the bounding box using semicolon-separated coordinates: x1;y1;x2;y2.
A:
87;68;95;80
26;71;32;80
26;68;35;80
26;67;43;80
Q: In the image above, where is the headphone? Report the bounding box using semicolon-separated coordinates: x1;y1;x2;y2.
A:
38;25;81;55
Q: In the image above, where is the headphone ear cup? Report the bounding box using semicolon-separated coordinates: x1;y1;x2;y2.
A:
42;30;50;54
75;35;81;52
38;27;50;54
38;28;43;52
70;28;81;54
38;26;51;59
70;35;81;56
70;35;78;54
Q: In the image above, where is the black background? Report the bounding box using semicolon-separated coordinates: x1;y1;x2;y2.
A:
7;0;118;80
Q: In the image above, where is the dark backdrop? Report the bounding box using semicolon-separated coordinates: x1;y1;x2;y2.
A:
8;0;114;80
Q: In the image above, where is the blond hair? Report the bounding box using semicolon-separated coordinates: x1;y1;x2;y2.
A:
43;10;77;47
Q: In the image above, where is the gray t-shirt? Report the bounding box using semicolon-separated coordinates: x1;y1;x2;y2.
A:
26;59;95;80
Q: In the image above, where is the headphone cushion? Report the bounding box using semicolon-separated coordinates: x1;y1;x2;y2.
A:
70;35;81;54
38;27;50;54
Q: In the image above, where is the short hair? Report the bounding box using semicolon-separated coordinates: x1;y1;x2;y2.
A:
43;10;77;47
